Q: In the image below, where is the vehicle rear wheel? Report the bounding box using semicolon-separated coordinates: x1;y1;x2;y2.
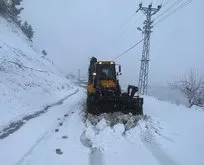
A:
86;94;100;115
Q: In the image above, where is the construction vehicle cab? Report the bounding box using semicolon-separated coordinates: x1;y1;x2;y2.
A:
87;57;143;115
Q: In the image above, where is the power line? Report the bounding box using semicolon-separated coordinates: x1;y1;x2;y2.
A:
154;0;185;21
156;0;183;19
133;15;144;25
119;12;137;29
79;39;144;71
161;0;165;5
119;14;144;38
154;0;192;25
79;0;192;78
79;39;144;76
163;0;176;7
105;0;191;62
112;39;144;60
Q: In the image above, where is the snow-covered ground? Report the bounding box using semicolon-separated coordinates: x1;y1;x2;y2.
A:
1;86;203;165
0;15;77;127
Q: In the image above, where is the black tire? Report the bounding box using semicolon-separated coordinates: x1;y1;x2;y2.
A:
137;104;143;115
130;99;143;115
86;94;100;115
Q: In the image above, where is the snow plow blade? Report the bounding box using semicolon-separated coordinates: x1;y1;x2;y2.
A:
87;95;143;115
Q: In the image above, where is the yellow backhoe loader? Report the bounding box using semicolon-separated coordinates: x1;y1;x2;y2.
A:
87;57;143;115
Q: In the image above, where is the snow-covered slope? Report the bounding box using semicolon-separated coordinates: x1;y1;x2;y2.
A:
0;15;77;126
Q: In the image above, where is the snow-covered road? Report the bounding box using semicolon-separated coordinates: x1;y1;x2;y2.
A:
0;87;204;165
0;88;86;165
0;89;79;139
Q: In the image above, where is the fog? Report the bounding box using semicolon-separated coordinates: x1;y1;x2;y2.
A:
21;0;204;86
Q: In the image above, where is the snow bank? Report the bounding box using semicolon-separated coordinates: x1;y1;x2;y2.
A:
0;16;77;126
83;95;204;165
144;96;204;165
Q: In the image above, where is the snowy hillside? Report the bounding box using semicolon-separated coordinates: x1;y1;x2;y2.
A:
0;15;77;126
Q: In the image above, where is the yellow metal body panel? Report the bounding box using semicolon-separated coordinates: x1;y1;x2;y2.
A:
100;80;116;88
87;80;116;94
87;83;96;94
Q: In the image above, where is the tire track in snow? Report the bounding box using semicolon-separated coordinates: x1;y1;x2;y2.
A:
139;119;179;165
90;148;104;165
15;127;52;165
80;118;104;165
0;89;79;139
80;113;145;165
80;132;104;165
15;105;78;165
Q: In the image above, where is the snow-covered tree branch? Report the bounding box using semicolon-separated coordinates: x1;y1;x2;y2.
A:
170;69;204;108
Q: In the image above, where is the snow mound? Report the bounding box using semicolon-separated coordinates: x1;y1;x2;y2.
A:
87;112;144;131
0;16;76;126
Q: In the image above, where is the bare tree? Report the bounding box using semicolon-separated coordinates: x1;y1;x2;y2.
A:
170;69;204;108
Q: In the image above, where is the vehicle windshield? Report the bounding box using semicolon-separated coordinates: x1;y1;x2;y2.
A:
99;65;116;80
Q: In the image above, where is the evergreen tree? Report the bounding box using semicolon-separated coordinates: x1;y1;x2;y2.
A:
0;0;35;41
0;0;8;13
21;20;28;31
9;0;24;20
21;21;34;40
26;24;34;40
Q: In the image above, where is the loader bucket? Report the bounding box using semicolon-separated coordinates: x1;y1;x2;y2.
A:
87;95;143;115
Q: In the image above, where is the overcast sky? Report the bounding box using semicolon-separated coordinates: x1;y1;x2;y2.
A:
21;0;203;87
